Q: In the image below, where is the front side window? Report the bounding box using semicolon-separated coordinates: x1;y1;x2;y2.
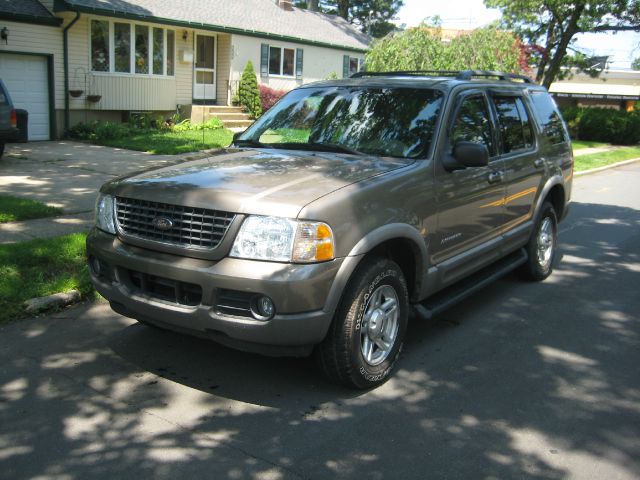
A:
91;20;109;72
451;95;495;155
135;25;149;74
114;23;131;73
239;87;444;158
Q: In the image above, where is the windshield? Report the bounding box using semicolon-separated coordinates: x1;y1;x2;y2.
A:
238;86;444;158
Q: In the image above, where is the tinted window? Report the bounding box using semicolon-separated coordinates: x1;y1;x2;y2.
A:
241;87;444;158
451;95;494;155
493;96;534;153
529;91;566;144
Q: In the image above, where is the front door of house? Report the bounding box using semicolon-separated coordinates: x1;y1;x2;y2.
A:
194;34;216;101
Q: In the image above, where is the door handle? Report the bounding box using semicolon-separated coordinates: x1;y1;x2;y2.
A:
488;171;503;184
534;158;545;168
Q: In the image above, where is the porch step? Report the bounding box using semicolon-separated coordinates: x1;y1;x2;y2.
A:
214;112;252;121
220;119;254;129
208;106;244;114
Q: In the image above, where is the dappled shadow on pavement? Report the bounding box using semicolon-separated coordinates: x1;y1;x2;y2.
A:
0;201;638;479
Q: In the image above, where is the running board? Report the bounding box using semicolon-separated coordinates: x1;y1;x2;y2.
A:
413;248;528;320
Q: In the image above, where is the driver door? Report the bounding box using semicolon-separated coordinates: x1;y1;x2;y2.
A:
432;92;506;283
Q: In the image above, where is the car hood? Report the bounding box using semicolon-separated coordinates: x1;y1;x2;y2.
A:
104;148;414;218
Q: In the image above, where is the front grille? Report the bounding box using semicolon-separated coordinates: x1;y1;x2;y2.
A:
127;269;202;306
115;197;235;250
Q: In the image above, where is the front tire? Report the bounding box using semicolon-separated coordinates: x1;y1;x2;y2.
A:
520;201;558;281
316;257;409;389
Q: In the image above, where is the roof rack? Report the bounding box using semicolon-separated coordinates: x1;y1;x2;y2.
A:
350;69;534;84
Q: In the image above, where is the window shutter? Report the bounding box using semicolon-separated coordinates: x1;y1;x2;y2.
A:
260;44;269;77
358;57;365;72
296;48;303;79
343;55;350;78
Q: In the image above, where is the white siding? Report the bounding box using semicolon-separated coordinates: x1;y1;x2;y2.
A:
0;20;63;109
230;34;364;94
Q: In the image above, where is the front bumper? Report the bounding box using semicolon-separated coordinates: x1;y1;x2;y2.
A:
86;229;343;355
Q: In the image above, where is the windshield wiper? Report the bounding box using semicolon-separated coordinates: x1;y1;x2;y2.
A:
234;139;272;149
269;142;364;155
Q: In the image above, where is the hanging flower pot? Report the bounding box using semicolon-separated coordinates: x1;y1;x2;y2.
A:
69;90;83;98
86;95;102;103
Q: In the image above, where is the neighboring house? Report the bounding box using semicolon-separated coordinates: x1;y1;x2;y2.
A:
0;0;369;140
550;69;640;111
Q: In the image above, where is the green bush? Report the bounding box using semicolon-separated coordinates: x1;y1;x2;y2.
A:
238;61;262;119
172;117;223;132
68;121;96;140
95;121;130;140
561;107;640;145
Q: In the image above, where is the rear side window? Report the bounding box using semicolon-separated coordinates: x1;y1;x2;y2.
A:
529;91;567;145
492;96;534;154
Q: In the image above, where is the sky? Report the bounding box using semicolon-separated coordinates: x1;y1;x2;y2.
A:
393;0;640;69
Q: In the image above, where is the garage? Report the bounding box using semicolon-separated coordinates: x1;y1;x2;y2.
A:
0;53;51;141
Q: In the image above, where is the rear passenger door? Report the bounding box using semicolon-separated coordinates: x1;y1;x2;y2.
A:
489;92;541;231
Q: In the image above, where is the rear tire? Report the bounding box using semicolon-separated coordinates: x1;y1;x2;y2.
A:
519;201;558;281
316;257;408;389
0;142;5;159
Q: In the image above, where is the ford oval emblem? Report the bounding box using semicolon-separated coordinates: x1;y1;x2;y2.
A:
152;217;173;231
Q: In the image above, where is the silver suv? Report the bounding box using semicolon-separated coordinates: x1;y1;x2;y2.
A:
87;71;573;389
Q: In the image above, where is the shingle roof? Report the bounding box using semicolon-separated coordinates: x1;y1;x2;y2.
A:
0;0;60;24
57;0;370;51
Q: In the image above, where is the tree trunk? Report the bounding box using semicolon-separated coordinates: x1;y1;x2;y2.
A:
541;5;585;89
336;0;349;20
308;0;319;11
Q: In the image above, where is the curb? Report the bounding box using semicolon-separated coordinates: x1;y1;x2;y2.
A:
575;157;640;177
24;290;81;314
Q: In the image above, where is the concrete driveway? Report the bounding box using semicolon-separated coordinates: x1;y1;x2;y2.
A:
0;163;639;479
0;141;200;243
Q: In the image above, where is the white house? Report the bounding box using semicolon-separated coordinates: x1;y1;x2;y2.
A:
0;0;369;140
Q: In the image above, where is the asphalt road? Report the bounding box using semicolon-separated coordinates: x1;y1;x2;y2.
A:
1;163;639;480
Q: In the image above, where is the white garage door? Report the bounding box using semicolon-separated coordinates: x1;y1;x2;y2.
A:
0;53;50;140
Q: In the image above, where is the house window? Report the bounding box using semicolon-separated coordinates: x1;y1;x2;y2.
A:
153;27;164;75
90;20;109;72
269;46;295;76
90;19;175;76
167;30;175;76
114;23;131;73
135;25;149;74
343;55;363;78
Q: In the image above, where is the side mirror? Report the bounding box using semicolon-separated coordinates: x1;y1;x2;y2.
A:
453;141;489;168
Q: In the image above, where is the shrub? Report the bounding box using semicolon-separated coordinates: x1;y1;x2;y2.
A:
68;121;97;140
172;117;223;132
563;107;640;145
238;61;262;118
95;121;130;141
259;84;286;112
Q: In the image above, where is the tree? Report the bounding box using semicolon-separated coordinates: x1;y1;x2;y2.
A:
485;0;640;88
365;25;527;74
294;0;404;37
238;61;262;119
632;57;640;70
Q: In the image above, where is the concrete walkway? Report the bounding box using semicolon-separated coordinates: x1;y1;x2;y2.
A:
0;141;207;243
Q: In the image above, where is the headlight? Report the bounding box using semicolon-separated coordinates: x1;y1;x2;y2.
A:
231;216;335;263
95;193;116;234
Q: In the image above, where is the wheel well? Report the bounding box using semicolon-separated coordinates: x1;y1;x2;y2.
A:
368;238;421;302
546;184;566;219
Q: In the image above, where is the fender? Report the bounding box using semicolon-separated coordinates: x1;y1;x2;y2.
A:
532;174;565;224
322;223;428;317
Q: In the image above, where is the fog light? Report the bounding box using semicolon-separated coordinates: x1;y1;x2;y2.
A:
251;295;275;320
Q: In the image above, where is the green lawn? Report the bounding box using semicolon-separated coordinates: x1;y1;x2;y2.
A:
100;128;234;155
572;140;609;150
0;195;63;223
0;233;93;324
574;146;640;172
